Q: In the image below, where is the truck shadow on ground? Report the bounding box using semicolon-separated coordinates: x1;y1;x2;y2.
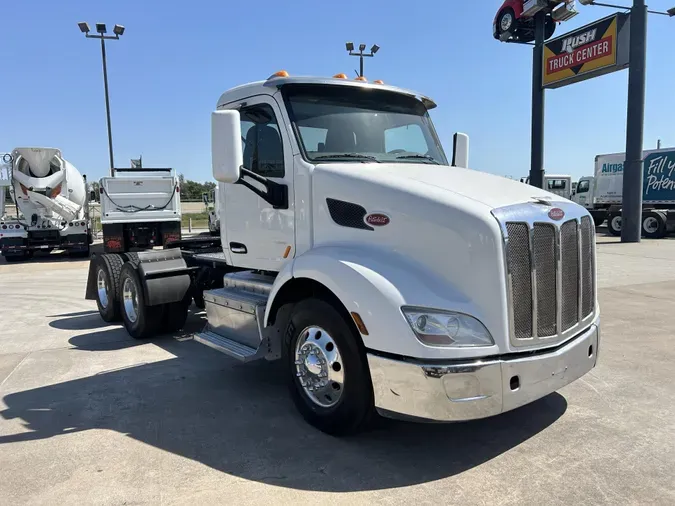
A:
1;312;568;492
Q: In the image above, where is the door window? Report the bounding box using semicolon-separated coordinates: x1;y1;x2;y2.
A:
576;180;590;193
240;104;285;178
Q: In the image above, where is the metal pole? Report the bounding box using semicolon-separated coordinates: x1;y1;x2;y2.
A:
359;53;364;77
529;11;546;189
100;36;115;176
621;0;647;243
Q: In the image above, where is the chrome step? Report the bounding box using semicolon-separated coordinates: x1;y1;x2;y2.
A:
194;329;262;362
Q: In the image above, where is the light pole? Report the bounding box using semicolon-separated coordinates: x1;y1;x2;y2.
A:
345;42;380;77
78;22;125;177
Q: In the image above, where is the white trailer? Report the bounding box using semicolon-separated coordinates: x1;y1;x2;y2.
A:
86;73;599;435
1;148;92;261
98;167;182;252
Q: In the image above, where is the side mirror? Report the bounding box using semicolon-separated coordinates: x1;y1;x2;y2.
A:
212;110;243;183
452;132;469;168
202;192;209;207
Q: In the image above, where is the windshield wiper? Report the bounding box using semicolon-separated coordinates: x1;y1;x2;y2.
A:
313;153;381;163
395;154;440;164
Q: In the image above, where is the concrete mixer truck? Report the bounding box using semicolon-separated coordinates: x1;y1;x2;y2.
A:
0;147;91;261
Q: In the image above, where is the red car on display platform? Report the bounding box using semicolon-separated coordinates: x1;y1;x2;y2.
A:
494;0;578;43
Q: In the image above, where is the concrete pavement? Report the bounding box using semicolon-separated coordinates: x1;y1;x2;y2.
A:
1;235;674;505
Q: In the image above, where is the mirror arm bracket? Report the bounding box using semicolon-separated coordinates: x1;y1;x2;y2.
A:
236;166;288;209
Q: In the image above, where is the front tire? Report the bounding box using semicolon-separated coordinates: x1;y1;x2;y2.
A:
94;254;124;322
284;298;374;436
119;263;162;339
497;8;516;37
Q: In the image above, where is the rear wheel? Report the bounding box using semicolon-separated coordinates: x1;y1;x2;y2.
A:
94;254;124;322
607;213;622;236
284;298;374;436
642;211;667;239
119;263;162;339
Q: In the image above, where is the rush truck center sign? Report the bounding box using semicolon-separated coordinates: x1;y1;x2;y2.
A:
543;13;630;89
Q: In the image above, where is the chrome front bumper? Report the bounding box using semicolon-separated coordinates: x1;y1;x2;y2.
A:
367;321;599;422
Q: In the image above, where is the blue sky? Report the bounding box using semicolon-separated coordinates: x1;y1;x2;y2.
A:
2;0;674;183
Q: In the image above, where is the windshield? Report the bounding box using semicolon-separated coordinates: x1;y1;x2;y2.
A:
282;84;448;165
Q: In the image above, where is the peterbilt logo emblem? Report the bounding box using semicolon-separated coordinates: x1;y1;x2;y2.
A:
548;208;565;221
365;213;390;226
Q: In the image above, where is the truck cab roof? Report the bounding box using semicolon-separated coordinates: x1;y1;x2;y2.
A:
216;74;437;110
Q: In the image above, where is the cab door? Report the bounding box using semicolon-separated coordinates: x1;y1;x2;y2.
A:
221;95;295;271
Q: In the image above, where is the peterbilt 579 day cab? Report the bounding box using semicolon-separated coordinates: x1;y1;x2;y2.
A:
98;167;182;253
86;73;600;435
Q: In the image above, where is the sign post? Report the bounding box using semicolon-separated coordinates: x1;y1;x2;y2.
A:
621;0;647;243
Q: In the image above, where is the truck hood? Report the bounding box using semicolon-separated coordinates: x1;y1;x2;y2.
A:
317;162;563;209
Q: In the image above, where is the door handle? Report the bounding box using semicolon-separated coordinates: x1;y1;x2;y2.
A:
230;242;247;254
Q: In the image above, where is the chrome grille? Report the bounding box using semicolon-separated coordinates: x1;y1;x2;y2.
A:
560;220;579;331
499;209;596;348
580;216;595;318
505;223;532;339
533;224;556;337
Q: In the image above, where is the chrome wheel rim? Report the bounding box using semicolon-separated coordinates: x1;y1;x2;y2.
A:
97;269;109;309
294;326;345;408
643;217;658;233
612;216;622;231
122;277;139;323
500;13;513;32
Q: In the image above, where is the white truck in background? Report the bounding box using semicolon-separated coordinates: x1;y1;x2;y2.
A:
86;73;599;435
1;148;92;261
572;147;675;238
203;186;220;236
98;167;182;252
520;174;573;199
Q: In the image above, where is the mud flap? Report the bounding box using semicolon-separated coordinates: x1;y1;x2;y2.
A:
136;249;192;306
85;254;99;300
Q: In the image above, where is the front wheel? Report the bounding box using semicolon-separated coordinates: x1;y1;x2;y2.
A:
497;8;516;36
285;298;374;436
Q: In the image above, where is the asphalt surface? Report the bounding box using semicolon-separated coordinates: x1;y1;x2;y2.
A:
1;232;674;505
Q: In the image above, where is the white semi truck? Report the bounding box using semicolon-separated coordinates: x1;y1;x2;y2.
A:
572;147;675;237
0;148;92;261
98;167;182;253
86;73;600;435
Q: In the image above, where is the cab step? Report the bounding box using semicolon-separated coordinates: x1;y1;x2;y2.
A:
195;271;277;362
194;330;261;362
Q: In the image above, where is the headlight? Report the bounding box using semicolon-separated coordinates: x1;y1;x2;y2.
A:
402;307;494;348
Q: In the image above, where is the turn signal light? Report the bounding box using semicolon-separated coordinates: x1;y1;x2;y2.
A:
50;184;62;198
